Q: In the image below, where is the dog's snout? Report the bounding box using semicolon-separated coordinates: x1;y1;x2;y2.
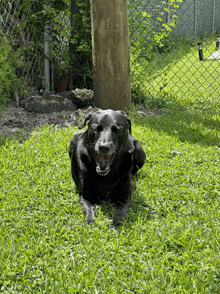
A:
99;144;111;154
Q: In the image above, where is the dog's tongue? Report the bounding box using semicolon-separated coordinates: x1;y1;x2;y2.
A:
98;154;110;169
99;154;109;165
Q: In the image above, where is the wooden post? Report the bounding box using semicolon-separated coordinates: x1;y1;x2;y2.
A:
90;0;131;110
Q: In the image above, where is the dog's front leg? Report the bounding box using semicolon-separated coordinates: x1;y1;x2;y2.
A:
113;196;131;227
79;196;96;224
78;174;96;224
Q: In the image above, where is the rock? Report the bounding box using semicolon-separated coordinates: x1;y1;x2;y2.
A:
68;88;94;108
42;91;56;98
20;95;76;113
42;88;94;109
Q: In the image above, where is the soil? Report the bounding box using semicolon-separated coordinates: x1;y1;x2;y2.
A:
0;101;80;141
0;101;165;142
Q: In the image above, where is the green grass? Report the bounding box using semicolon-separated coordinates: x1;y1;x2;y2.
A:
1;108;220;293
131;35;220;109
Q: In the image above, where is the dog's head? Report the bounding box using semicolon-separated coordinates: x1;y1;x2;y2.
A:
78;109;133;176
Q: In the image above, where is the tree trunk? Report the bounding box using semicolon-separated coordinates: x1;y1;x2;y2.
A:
90;0;131;110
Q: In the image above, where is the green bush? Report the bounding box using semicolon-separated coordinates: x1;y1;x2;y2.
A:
0;36;19;111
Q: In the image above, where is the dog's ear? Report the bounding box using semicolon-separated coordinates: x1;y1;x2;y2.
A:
117;110;132;134
78;114;93;130
78;108;101;130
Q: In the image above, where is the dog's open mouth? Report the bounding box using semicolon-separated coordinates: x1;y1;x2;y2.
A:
96;153;114;176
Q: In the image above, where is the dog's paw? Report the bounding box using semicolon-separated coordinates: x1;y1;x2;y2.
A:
111;219;123;227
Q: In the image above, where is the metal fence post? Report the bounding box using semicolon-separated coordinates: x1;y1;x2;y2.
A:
44;5;50;92
212;0;216;33
198;42;203;61
194;0;197;37
216;35;220;50
69;0;78;91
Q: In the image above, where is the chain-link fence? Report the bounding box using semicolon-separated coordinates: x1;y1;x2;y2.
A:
0;0;45;97
1;0;220;110
130;0;220;38
0;0;92;101
128;0;220;111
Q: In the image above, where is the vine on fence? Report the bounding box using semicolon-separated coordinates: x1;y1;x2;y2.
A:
128;0;182;105
1;0;182;107
128;0;182;55
44;0;92;90
1;0;92;100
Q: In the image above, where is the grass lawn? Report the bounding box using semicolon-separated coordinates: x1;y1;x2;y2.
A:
1;107;220;293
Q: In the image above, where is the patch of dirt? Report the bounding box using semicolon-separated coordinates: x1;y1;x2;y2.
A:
136;107;167;117
0;102;166;142
0;101;79;141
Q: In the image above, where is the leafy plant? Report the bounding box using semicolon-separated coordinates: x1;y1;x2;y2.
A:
128;0;182;105
128;0;182;55
0;35;22;111
42;0;92;90
2;0;92;94
68;0;92;88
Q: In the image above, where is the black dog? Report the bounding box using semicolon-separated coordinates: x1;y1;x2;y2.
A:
68;109;146;226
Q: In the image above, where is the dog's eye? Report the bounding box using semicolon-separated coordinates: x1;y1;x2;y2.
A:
111;125;119;132
91;124;103;132
96;125;103;132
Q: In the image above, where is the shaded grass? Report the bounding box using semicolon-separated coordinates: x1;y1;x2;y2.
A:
1;111;220;292
128;106;220;147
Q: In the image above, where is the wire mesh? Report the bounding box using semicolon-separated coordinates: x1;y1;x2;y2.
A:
0;0;73;97
1;0;220;110
0;0;45;97
128;0;220;111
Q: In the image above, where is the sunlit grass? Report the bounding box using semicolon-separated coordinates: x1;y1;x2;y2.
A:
131;35;220;109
